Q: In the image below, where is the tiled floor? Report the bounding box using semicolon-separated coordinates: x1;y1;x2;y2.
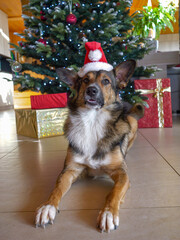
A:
0;109;180;240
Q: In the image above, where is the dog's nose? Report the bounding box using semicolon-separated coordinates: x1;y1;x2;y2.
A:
86;86;98;97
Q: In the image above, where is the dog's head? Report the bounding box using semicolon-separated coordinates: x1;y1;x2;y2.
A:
56;60;136;110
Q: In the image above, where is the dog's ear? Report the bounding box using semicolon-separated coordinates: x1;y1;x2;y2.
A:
56;68;78;88
115;60;136;89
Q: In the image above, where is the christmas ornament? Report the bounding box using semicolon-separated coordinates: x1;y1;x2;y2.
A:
41;15;47;21
66;13;77;24
19;41;24;47
12;61;22;73
66;0;77;24
40;10;47;21
38;38;47;45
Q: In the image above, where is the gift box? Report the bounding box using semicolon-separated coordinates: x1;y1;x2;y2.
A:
15;108;68;138
134;78;172;128
13;90;43;109
30;93;67;109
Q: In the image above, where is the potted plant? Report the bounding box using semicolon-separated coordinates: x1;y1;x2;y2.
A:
132;1;176;51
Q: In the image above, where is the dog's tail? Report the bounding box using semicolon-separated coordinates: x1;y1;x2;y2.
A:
129;103;145;120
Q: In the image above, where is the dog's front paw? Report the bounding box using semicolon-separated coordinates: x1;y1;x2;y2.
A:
35;204;57;228
97;207;119;233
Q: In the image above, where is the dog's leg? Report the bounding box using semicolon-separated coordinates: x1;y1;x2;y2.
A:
35;151;85;228
126;115;138;152
97;163;129;233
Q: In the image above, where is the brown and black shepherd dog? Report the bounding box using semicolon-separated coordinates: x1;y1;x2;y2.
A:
35;60;144;233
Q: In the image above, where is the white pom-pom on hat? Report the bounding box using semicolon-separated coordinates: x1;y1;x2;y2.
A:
88;49;102;62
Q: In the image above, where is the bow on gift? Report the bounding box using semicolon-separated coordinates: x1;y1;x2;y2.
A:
135;79;171;128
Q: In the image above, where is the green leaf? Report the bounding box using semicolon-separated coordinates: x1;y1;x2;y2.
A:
163;18;174;32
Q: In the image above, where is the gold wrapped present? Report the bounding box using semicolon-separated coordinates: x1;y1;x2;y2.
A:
13;90;43;109
15;108;68;138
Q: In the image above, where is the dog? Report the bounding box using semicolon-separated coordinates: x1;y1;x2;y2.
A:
35;58;144;232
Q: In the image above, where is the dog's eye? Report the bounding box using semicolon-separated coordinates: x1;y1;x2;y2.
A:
102;79;110;85
83;78;89;84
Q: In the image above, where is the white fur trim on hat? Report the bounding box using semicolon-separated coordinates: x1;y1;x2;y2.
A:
88;50;102;62
78;62;113;77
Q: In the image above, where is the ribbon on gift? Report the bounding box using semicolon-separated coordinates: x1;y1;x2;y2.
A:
135;79;171;128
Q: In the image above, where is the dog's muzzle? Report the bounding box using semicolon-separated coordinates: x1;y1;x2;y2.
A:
85;84;104;108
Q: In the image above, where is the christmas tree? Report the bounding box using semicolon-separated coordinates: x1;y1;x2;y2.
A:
11;0;156;105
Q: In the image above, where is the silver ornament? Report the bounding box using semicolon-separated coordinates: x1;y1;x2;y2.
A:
11;61;22;73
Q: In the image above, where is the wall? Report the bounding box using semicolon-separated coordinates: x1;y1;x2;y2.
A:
0;10;13;109
0;9;10;57
0;73;13;109
158;34;179;52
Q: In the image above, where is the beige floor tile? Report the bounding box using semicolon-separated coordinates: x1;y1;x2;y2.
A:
11;136;68;153
138;117;180;174
124;146;180;208
1;146;180;213
0;143;21;153
138;117;180;149
131;132;150;148
154;146;180;174
0;153;7;158
0;208;180;240
0;109;180;240
0;151;67;212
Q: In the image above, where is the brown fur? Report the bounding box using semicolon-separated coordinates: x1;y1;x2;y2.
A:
35;60;144;232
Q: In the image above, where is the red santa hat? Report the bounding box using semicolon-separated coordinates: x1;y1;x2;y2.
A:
78;41;113;77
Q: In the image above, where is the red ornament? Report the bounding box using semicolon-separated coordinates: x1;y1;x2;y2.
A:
41;15;47;21
117;2;120;6
38;38;46;45
66;13;77;25
19;41;23;47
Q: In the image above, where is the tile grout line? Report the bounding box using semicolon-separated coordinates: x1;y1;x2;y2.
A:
0;205;180;214
0;145;23;159
138;131;180;177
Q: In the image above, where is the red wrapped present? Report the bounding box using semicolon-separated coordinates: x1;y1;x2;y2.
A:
31;93;67;109
134;78;172;128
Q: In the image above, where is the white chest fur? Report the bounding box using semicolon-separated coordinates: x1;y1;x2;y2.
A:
67;108;111;168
